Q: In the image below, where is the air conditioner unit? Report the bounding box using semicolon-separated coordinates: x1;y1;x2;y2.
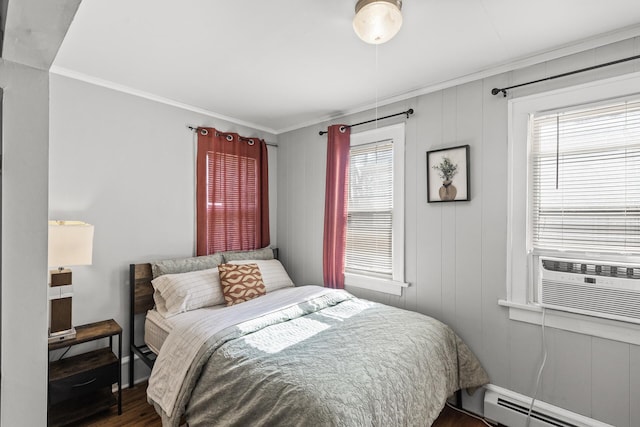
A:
538;256;640;324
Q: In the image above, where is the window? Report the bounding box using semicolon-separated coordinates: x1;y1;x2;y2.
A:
208;151;258;250
346;140;393;276
344;123;407;295
530;101;640;256
504;72;640;345
196;129;270;255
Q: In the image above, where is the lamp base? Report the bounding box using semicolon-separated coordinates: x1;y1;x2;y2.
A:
48;327;76;344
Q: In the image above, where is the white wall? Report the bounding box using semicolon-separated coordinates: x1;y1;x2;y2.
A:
0;1;79;423
0;59;50;427
49;74;278;382
277;37;640;427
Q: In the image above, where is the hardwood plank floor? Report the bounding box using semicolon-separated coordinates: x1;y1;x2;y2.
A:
69;383;489;426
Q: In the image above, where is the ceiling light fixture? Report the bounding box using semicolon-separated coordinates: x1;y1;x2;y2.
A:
352;0;403;45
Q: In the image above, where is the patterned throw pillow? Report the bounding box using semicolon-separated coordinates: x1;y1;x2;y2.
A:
218;263;266;306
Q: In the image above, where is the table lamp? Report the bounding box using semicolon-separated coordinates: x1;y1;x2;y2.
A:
48;220;94;343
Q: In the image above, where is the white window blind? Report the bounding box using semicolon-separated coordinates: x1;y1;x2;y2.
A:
346;140;393;277
530;98;640;255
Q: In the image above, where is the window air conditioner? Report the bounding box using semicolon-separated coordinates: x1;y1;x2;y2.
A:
538;256;640;324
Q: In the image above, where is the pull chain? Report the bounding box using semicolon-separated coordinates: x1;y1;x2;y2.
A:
375;44;379;129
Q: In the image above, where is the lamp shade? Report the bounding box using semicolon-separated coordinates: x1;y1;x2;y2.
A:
48;220;94;268
353;0;403;45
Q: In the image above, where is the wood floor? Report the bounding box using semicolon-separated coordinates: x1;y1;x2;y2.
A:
69;383;489;426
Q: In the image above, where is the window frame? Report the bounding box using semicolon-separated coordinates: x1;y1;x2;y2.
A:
344;123;408;296
503;71;640;345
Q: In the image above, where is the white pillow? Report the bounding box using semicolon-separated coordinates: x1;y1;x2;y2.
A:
228;259;294;292
151;267;224;318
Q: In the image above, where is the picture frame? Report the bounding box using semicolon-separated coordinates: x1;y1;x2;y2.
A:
426;145;470;203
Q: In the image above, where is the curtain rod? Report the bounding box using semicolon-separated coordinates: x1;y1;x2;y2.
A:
186;125;278;147
491;54;640;97
318;108;414;136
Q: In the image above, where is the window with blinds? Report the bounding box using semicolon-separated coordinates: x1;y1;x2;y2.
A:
345;140;394;277
530;98;640;256
208;152;257;251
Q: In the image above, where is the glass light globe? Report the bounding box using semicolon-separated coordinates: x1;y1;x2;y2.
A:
352;0;403;45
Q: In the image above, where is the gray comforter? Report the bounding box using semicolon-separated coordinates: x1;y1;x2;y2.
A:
150;289;488;426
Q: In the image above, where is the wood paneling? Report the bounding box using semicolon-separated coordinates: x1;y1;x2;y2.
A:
479;73;510;388
631;344;640;427
508;321;543;397
451;80;483;355
540;329;591;416
592;338;630;427
439;87;459;331
276;35;640;426
403;101;419;313
416;91;444;321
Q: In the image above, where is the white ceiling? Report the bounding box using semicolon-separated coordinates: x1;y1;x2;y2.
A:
52;1;640;134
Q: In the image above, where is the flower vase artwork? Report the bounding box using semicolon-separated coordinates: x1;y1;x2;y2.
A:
432;156;458;201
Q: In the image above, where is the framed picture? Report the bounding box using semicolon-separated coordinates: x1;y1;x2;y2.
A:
426;145;470;203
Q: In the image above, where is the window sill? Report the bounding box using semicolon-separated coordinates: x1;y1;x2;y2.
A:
498;299;640;345
344;273;409;296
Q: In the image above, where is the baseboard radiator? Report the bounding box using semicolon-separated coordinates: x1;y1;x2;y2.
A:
483;385;613;427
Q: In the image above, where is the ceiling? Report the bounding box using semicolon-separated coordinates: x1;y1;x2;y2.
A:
52;1;640;134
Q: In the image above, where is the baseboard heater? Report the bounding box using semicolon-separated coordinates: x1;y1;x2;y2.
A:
484;386;613;427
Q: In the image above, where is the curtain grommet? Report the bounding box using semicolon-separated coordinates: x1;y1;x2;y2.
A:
248;139;255;145
226;135;233;141
200;129;209;136
339;126;347;133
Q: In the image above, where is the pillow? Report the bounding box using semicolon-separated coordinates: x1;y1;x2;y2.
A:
228;259;294;292
151;267;224;318
218;263;266;306
151;253;224;279
221;247;274;262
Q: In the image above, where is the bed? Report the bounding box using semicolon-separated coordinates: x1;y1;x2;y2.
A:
129;249;489;427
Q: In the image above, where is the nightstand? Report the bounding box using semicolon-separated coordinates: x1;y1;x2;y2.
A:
48;319;122;427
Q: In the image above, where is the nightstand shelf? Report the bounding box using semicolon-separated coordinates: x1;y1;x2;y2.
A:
48;319;122;427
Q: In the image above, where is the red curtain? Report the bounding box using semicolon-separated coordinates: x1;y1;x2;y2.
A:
196;128;270;255
322;125;351;288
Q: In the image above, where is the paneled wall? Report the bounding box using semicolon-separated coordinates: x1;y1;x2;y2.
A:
277;37;640;426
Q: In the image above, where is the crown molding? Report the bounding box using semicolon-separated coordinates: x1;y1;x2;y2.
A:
49;65;279;135
275;23;640;134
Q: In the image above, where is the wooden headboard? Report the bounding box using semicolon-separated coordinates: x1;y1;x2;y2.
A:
130;263;154;315
128;263;156;386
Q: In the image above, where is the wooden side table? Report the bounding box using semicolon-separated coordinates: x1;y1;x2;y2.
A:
48;319;122;426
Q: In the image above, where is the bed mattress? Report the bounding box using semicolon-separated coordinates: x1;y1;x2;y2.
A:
145;309;171;354
145;305;227;354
